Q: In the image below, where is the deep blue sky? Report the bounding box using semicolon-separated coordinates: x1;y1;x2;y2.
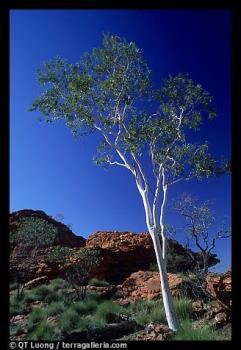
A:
10;10;231;272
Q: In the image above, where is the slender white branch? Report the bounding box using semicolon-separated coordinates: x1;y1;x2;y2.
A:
160;168;168;263
152;164;162;227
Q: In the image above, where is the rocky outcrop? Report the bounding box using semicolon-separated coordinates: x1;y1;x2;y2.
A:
118;323;172;341
206;269;231;308
10;209;86;247
115;270;190;304
9;210;220;284
86;231;219;283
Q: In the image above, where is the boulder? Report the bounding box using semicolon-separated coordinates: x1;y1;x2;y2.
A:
206;269;231;309
117;323;172;341
24;276;49;289
87;231;219;283
115;270;190;303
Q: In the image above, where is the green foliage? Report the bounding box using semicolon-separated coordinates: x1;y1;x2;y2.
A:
10;282;18;291
149;262;158;272
127;299;166;326
58;309;80;332
88;278;110;287
70;299;98;314
48;278;68;291
29;33;227;191
173;298;193;320
45;302;66;317
96;300;126;320
10;217;57;247
27;321;59;341
46;246;72;268
65;248;102;300
28;307;48;324
172;319;222;340
32;285;52;300
10;294;29;316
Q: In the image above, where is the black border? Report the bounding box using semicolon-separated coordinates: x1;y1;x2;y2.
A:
1;0;240;348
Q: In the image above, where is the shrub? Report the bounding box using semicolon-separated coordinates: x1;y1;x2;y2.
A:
149;263;158;272
45;302;65;317
70;299;98;314
48;278;67;292
128;299;166;326
32;285;52;300
28;307;48;324
173;297;193;320
10;294;29;316
173;319;222;340
10;282;18;291
88;278;110;287
46;247;72;268
58;309;80;333
96;300;125;320
23;291;40;304
27;321;59;341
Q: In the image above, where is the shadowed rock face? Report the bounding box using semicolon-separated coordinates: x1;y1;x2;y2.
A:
86;231;219;282
10;210;219;284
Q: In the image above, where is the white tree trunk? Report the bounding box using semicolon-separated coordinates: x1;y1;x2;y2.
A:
151;230;179;331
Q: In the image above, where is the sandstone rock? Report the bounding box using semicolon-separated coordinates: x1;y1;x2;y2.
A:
10;315;28;323
9;210;220;285
86;285;117;298
115;270;190;304
24;276;49;289
206;269;231;309
209;312;228;328
192;300;205;312
10;209;86;281
30;301;48;309
117;323;172;341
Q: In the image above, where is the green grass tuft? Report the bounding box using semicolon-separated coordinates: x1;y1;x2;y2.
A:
10;294;29;316
127;299;166;326
173;297;193;320
173;319;223;340
70;298;98;314
27;321;59;341
88;278;110;287
45;301;65;317
58;309;80;333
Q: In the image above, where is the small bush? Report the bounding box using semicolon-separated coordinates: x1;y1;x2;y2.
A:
10;282;18;291
10;294;29;316
173;319;222;340
149;263;158;272
15;324;25;336
32;285;52;300
23;291;40;304
70;299;98;314
96;300;125;320
58;309;80;333
173;297;193;320
86;291;102;302
45;302;65;317
45;291;62;303
128;299;166;326
28;307;47;324
48;278;67;292
88;278;110;287
27;321;59;341
75;315;106;331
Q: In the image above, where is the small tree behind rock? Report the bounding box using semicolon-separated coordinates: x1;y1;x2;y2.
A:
10;216;57;299
46;246;102;300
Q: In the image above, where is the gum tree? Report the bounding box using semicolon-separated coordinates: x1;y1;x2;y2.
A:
174;194;231;275
29;34;228;331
